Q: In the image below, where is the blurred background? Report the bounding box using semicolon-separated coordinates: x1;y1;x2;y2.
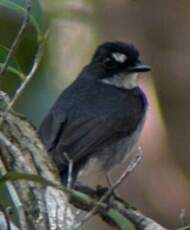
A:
0;0;190;229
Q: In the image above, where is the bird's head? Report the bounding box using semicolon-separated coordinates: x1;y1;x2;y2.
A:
89;41;151;89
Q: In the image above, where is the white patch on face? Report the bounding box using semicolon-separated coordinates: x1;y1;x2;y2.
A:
101;73;139;89
112;52;127;63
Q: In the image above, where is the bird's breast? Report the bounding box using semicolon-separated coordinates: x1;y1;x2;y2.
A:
73;79;147;118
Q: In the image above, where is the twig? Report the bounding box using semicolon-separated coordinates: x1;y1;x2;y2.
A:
64;152;74;189
105;171;120;197
5;29;49;113
123;209;166;230
73;151;143;230
0;0;31;79
63;153;74;230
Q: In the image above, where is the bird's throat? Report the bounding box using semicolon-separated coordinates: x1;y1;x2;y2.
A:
101;73;139;89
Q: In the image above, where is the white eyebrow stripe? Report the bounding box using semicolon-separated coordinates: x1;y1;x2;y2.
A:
112;52;127;63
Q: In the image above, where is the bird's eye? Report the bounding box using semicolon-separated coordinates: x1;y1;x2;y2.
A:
104;57;116;69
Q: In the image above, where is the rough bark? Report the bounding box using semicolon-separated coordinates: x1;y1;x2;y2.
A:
0;95;74;230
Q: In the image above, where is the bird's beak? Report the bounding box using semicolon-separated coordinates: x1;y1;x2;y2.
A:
127;62;151;73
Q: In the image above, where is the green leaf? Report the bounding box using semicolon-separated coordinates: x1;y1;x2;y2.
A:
0;45;25;79
0;171;61;189
0;0;44;40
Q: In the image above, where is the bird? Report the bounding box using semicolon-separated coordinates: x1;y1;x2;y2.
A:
38;41;151;186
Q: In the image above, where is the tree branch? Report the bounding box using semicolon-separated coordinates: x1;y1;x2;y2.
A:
0;105;74;229
0;168;167;230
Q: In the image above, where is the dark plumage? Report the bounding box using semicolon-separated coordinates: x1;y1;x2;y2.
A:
39;41;150;185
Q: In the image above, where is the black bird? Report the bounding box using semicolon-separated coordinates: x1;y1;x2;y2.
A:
39;41;151;185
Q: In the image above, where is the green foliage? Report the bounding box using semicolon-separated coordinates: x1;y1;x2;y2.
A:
0;0;45;95
0;45;24;79
0;0;44;39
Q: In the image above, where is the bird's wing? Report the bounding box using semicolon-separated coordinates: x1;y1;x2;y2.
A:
38;107;67;152
57;112;135;162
